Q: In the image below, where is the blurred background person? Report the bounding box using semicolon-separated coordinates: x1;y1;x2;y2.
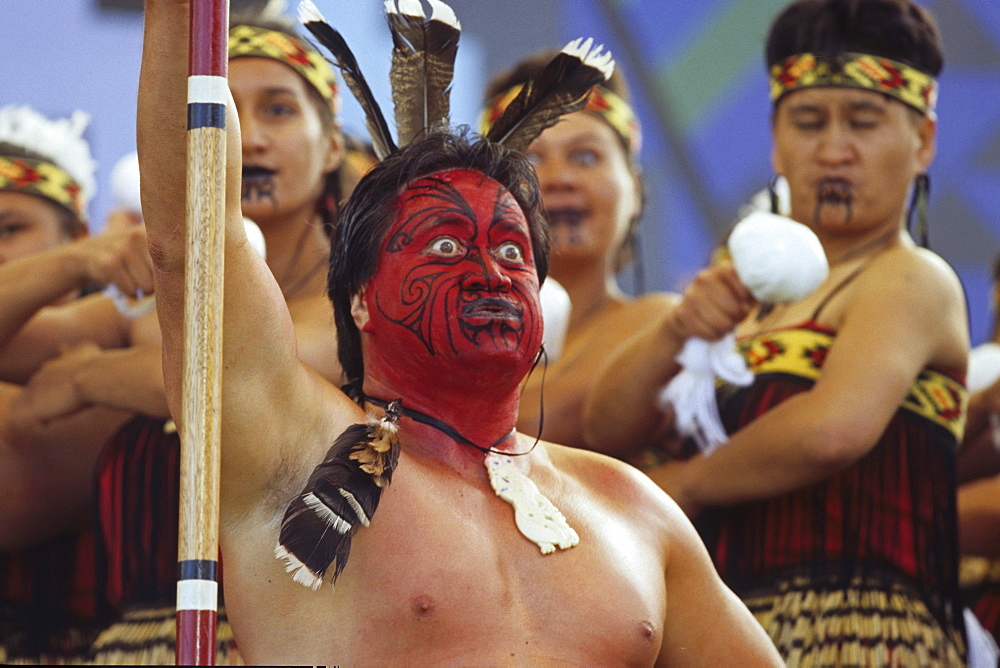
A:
481;55;682;461
584;0;974;663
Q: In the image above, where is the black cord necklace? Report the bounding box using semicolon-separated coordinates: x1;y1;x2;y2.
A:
363;346;549;457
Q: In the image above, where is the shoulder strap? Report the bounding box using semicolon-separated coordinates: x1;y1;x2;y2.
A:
810;262;868;321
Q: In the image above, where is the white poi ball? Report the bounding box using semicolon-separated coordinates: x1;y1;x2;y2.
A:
728;210;829;304
243;217;267;260
967;342;1000;393
539;277;571;363
110;151;142;215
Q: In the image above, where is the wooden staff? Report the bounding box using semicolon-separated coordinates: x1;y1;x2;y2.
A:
177;0;229;664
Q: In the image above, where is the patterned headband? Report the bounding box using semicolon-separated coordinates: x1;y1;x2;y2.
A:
770;52;938;116
229;24;340;115
0;156;84;220
480;84;642;157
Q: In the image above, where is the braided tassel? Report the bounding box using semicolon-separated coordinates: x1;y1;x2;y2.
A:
275;401;401;589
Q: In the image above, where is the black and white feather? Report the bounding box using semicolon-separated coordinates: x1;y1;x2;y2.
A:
485;37;615;152
275;401;402;590
385;0;461;145
298;0;398;159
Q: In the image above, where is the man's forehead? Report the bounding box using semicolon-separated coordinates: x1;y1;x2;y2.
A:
403;168;513;197
393;168;527;223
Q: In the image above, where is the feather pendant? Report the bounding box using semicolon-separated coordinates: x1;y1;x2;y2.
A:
386;0;461;145
298;0;398;159
485;37;615;153
275;402;402;589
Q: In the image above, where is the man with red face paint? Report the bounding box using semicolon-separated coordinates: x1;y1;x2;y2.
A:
137;1;781;664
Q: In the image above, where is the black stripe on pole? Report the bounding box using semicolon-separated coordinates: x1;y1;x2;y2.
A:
187;102;227;130
178;559;219;581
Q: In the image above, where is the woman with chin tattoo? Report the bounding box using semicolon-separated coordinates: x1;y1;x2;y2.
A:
480;58;685;460
584;0;978;664
86;11;357;663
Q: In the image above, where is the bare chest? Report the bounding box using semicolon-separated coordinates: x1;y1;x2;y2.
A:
223;476;665;665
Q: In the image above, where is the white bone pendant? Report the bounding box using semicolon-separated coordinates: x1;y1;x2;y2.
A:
485;453;579;554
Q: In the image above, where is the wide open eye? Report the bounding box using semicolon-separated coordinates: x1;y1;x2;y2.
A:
427;236;464;257
496;241;525;264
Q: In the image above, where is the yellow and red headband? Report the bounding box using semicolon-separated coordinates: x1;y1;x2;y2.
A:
770;52;938;116
0;156;84;219
228;24;340;115
480;84;642;157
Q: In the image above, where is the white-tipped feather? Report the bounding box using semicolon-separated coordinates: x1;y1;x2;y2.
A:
274;544;324;591
562;37;615;79
427;0;459;27
296;0;323;25
485;38;615;152
303;492;352;534
396;0;424;18
338;488;371;526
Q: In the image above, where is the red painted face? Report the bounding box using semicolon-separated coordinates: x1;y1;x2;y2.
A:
362;169;543;392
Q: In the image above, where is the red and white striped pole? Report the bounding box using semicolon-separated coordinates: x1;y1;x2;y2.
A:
177;0;229;664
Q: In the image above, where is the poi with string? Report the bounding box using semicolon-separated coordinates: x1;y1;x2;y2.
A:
660;210;829;453
274;0;613;588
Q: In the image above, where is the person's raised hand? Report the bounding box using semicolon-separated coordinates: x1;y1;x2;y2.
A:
664;263;755;342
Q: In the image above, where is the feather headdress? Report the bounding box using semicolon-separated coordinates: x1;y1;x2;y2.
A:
484;38;614;152
298;0;614;156
276;401;401;589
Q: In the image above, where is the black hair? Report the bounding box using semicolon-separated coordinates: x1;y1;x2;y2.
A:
0;141;86;237
328;128;549;384
766;0;943;76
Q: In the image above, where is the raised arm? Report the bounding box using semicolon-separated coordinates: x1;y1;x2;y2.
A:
138;0;359;517
654;248;968;514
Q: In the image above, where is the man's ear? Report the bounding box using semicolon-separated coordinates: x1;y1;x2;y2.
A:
351;285;372;332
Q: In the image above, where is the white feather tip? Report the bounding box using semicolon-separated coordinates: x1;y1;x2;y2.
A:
297;0;324;24
427;0;459;27
396;0;425;17
274;544;325;590
563;38;615;79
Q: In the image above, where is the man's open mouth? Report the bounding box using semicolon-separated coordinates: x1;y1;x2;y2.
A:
462;297;521;320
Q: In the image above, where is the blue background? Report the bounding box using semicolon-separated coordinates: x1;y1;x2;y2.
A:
4;0;998;342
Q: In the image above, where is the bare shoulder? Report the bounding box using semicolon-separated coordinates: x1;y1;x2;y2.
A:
544;441;682;531
859;244;964;304
573;291;680;353
842;243;968;369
